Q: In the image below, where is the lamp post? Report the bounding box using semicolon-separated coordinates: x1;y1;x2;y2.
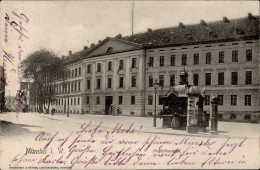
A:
153;79;160;127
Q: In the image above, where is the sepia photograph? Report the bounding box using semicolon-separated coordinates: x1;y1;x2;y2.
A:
0;0;259;169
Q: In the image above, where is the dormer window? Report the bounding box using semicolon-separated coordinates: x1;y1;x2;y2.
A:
107;47;113;53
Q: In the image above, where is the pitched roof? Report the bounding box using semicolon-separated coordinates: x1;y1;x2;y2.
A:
121;15;259;48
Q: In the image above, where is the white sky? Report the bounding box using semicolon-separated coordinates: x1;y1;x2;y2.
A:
0;0;259;96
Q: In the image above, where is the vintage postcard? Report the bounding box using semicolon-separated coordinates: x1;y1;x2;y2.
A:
0;0;259;169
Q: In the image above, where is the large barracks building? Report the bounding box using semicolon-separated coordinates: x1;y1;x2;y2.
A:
52;14;259;121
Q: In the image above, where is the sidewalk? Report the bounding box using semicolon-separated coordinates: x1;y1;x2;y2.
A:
36;112;260;139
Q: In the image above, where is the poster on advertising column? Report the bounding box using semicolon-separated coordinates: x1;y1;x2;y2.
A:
0;1;259;170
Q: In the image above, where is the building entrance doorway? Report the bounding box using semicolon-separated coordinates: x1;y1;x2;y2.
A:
105;96;113;115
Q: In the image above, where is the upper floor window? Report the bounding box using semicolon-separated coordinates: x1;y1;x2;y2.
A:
87;64;91;73
219;51;224;63
107;47;113;53
231;72;238;85
79;67;81;75
182;54;187;65
108;61;112;71
132;58;136;68
160;56;164;67
246;49;252;61
78;80;81;91
245;71;252;85
131;76;136;87
194;53;199;65
232;50;238;62
149;57;154;67
218;72;224;85
205;73;211;86
170;75;175;86
245;95;251;106
206;52;211;64
231;95;237;106
97;78;101;89
159;75;164;87
119;77;124;88
149;75;153;87
119;60;124;69
171;55;175;66
72;70;74;77
107;78;112;88
97;63;101;72
75;68;78;76
193;74;199;86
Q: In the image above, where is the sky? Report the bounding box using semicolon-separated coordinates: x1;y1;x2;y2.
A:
0;0;259;96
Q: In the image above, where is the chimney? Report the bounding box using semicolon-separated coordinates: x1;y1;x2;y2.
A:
68;51;72;56
62;55;65;59
91;43;95;47
147;28;152;32
223;17;230;23
115;34;122;39
179;22;185;28
84;46;88;50
248;13;255;19
200;20;207;26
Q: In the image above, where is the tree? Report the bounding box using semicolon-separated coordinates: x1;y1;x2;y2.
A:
22;49;66;113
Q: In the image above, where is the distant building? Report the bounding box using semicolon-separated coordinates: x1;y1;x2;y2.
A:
50;14;259;122
0;66;6;112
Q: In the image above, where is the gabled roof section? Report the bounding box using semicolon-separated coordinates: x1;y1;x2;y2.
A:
122;15;259;48
82;37;143;59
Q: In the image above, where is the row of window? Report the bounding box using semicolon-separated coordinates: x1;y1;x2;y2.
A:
86;96;136;105
68;67;81;77
204;95;252;106
54;80;81;94
87;58;138;73
56;97;81;106
149;49;253;67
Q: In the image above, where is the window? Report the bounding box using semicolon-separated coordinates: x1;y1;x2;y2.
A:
246;49;252;61
119;60;124;69
132;58;136;68
131;76;136;87
131;96;135;105
78;80;81;91
71;82;74;92
107;78;112;88
232;50;238;62
72;70;74;77
231;95;237;105
75;68;77;76
118;96;123;105
119;77;124;88
160;56;164;67
78;97;80;105
74;97;76;105
205;95;210;105
244;115;251;120
218;72;224;85
205;73;211;86
68;70;71;77
245;71;252;85
171;55;175;66
148;95;153;105
86;96;89;104
182;54;187;65
71;98;73;105
87;79;91;89
193;74;199;86
97;63;101;72
170;75;175;86
97;78;101;89
245;95;251;106
194;53;199;65
159;75;164;87
79;67;81;75
231;72;238;85
230;114;236;120
159;95;163;105
217;95;223;105
206;52;211;64
74;81;77;91
108;61;112;71
149;76;153;87
107;47;113;53
96;96;100;105
87;64;91;73
219;51;224;63
149;57;154;67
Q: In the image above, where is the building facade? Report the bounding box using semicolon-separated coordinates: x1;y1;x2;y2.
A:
51;14;259;122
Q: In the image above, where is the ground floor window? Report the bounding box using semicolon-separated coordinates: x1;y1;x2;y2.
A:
205;95;210;105
131;96;135;105
245;95;251;106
